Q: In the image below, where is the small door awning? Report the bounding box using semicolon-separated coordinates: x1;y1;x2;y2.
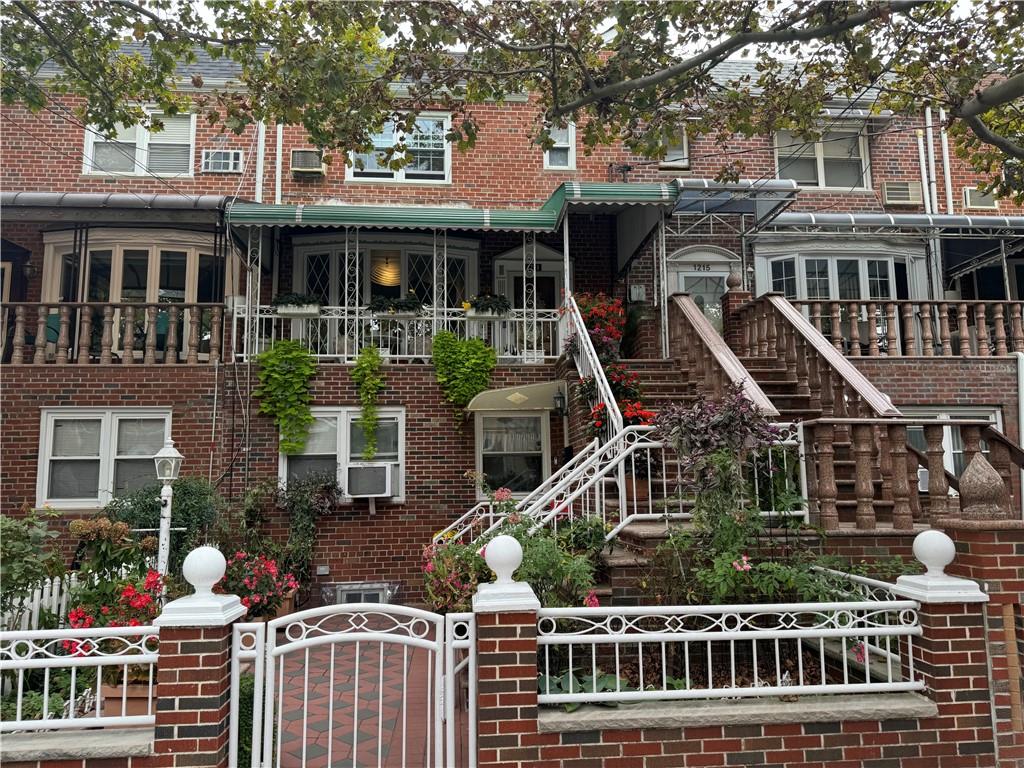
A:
671;178;799;220
465;381;566;412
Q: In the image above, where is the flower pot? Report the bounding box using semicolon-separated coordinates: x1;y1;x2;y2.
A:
276;304;321;319
623;477;650;504
99;683;152;718
258;588;299;623
466;308;508;320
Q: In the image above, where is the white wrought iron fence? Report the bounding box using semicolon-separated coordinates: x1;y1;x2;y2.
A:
233;305;560;363
0;625;159;732
536;599;923;706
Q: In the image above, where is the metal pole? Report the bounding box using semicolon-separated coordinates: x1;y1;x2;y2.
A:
157;481;173;586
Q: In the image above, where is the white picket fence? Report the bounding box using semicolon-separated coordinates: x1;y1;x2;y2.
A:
1;567;134;631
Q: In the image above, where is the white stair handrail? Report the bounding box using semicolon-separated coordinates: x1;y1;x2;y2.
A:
560;293;624;441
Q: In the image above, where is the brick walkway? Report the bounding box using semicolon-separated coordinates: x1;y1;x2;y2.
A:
270;640;470;767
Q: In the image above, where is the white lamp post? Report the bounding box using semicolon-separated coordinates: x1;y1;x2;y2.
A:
154;438;184;580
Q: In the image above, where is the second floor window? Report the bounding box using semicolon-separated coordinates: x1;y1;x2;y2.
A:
544;123;576;170
775;128;869;190
349;114;451;183
84;112;194;176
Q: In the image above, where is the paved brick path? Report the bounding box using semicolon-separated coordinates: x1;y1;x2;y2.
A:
270;639;470;767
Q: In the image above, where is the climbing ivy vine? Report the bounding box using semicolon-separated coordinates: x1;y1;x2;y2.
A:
432;331;496;412
253;340;318;455
350;346;387;460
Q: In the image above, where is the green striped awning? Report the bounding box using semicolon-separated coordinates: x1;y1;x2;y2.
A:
226;181;680;231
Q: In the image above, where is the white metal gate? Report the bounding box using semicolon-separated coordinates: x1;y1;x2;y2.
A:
229;605;476;768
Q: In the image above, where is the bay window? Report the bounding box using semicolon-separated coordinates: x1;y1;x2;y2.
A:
775;128;870;190
349;113;451;183
38;409;171;507
84;112;195;176
767;255;895;302
475;413;550;495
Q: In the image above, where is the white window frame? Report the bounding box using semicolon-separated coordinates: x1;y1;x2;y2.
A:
764;254;896;302
345;112;452;184
37;408;171;509
278;407;406;502
774;126;871;191
474;411;551;500
903;407;1001;491
543;123;577;170
659;128;690;170
200;149;245;174
82;111;197;177
41;228;227;303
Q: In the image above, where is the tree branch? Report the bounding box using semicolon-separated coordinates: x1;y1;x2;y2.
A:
961;114;1024;161
549;0;929;116
105;0;265;46
958;71;1024;118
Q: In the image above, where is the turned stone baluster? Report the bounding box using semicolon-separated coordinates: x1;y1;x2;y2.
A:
165;306;180;364
987;439;1012;504
848;302;861;356
957;303;971;355
1010;304;1024;353
885;303;899;356
852;424;876;529
33;306;48;364
76;306;93;364
878;425;893;501
906;449;923;524
806;345;822;411
811;302;823;334
992;304;1007;355
819;366;835;417
758;305;769;357
889;424;913;530
122;306;136;364
144;306;158;364
961;425;982;469
54;306;71;364
209;307;222;363
832;379;849;444
901;303;916;355
920;303;934;357
804;430;820;521
866;303;879;356
12;306;26;364
924;424;949;521
766;307;778;361
938;303;952;356
817;424;839;530
794;335;809;397
975;304;990;357
100;306;113;364
187;308;200;364
830;303;843;351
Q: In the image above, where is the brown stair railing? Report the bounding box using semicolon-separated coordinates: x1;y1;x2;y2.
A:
669;293;779;417
3;302;224;365
790;299;1024;357
801;417;1022;530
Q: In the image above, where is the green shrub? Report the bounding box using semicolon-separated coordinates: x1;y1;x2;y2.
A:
0;508;63;625
432;331;496;410
253;340;318;454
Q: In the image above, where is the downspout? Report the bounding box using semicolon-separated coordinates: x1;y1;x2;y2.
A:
1017;352;1024;517
924;109;944;302
917;130;941;300
938;108;955;214
274;123;284;205
254;120;266;203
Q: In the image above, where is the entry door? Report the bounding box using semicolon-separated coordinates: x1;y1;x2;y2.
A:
675;271;728;329
511;272;561;309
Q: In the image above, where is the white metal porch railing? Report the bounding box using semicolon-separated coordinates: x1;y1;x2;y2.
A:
432;438;601;546
0;625;159;732
232;305;560;363
536;597;923;706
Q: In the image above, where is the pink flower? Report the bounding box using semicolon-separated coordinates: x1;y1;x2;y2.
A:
477;545;487;559
493;487;513;502
584;590;600;608
424;561;436;573
854;642;866;664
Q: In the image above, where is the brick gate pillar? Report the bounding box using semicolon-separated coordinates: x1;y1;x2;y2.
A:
473;535;542;768
152;546;246;768
895;530;997;764
719;271;751;354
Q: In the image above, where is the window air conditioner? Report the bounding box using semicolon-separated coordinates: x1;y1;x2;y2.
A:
346;463;392;498
291;149;326;175
881;181;923;206
963;187;998;210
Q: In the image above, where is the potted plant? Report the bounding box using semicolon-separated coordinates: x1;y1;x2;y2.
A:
369;290;423;319
464;292;512;319
272;293;322;318
219;551;299;621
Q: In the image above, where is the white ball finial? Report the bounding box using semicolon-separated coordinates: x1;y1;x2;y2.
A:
913;529;956;577
182;546;227;596
484;535;523;584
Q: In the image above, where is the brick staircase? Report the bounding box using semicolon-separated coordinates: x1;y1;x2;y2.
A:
620;358;695;409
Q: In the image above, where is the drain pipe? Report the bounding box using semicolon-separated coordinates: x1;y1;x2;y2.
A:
275;123;284;205
924;108;945;302
938;108;955;214
254;121;266;203
916;130;942;300
1017;352;1024;518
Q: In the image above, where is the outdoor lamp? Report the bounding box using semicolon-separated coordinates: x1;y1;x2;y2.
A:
552;389;567;417
154;438;184;585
